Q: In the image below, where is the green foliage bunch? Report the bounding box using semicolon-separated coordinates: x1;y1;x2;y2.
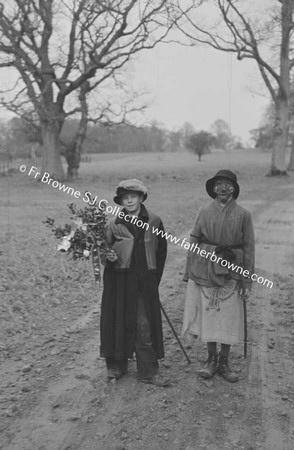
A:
43;199;116;284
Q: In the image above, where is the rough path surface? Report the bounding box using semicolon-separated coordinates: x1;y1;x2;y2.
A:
1;180;294;450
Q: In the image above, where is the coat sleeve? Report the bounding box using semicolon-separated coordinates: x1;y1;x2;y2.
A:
105;221;115;245
156;220;167;285
104;222;117;268
241;211;255;290
182;208;203;281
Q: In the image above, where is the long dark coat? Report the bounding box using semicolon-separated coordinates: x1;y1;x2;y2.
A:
100;204;167;361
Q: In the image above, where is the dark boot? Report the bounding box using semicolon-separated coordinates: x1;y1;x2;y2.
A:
218;354;239;383
106;358;127;381
198;353;218;379
140;374;171;387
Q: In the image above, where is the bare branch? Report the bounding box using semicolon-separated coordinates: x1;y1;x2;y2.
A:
178;0;293;103
0;0;202;178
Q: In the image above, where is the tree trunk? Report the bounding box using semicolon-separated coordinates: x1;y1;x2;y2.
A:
41;121;65;180
266;0;291;177
66;142;81;180
66;81;89;180
288;135;294;170
66;115;88;180
267;98;289;176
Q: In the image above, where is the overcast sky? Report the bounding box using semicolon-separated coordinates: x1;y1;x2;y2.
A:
130;0;272;144
0;0;272;145
0;43;269;145
132;42;269;143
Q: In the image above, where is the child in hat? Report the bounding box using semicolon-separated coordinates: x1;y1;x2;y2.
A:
182;170;255;382
100;179;170;387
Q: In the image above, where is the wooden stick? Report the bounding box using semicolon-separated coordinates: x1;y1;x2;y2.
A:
160;302;191;364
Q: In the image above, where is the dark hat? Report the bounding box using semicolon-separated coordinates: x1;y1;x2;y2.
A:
206;169;240;199
113;179;148;205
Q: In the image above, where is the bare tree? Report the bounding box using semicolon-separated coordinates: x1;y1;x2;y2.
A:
179;0;294;176
61;80;90;179
61;80;149;179
0;0;199;179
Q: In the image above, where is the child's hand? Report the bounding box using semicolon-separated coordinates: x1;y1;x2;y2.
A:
106;251;118;262
239;287;249;300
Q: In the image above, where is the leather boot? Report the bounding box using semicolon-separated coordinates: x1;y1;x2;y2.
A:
198;353;218;379
218;354;239;382
140;374;171;387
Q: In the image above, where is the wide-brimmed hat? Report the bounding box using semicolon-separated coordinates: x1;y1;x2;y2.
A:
206;169;240;199
113;179;148;205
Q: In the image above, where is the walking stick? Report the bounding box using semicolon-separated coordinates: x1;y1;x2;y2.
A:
160;302;191;364
242;295;247;359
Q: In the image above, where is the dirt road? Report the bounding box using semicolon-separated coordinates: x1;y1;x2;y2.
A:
1;182;294;450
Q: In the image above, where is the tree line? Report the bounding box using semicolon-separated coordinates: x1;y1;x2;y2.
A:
0;1;293;178
0;116;241;173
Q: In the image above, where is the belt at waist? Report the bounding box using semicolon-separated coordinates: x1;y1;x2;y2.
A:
197;238;243;262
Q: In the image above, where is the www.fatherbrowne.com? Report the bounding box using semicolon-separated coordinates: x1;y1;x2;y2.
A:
21;167;270;288
151;225;273;289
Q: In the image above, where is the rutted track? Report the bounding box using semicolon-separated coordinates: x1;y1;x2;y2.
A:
2;184;294;450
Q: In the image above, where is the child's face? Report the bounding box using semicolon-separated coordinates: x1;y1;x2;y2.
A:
213;177;234;204
120;192;143;214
